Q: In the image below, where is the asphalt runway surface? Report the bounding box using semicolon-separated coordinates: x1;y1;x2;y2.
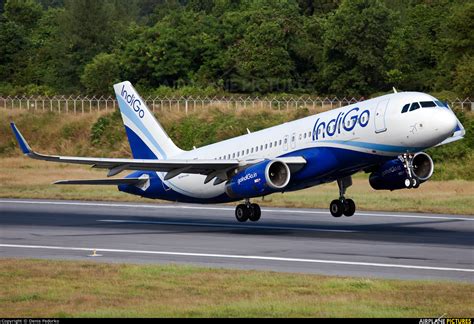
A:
0;198;473;282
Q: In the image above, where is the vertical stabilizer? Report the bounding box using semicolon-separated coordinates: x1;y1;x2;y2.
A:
114;81;184;159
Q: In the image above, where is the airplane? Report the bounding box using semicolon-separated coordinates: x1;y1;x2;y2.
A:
10;81;465;222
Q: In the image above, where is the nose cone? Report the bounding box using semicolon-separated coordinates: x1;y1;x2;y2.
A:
431;108;458;142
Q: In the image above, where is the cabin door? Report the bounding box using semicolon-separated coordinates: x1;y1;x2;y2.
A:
374;99;389;133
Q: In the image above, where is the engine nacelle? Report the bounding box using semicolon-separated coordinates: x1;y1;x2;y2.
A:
369;152;434;190
225;160;291;199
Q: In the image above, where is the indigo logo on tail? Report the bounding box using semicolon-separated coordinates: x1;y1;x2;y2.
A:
121;85;145;118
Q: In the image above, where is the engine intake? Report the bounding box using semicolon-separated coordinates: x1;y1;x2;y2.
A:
225;160;290;198
412;152;434;181
369;152;434;190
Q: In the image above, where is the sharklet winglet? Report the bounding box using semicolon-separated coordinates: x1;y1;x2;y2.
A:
10;122;32;155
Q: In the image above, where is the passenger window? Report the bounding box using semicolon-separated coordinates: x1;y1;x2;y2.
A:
279;140;282;145
251;148;254;153
420;101;436;108
409;102;420;111
260;145;263;150
241;150;244;156
274;141;277;146
299;134;302;140
401;104;410;113
269;143;272;148
265;144;268;149
255;146;258;152
246;149;249;154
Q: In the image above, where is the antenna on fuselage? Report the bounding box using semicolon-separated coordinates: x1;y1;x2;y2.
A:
392;87;398;93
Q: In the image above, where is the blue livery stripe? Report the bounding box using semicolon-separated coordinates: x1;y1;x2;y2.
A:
124;126;158;159
117;95;168;159
317;140;425;153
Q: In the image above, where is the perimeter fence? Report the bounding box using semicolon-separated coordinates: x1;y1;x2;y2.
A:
0;95;472;114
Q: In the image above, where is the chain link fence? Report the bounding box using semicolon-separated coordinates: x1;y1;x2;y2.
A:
0;95;472;114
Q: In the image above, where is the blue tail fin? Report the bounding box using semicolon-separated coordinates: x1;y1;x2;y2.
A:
113;81;184;159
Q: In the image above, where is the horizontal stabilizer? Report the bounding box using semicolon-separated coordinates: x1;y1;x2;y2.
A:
54;178;147;186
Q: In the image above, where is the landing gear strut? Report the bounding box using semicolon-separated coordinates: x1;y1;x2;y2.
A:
330;176;356;217
235;199;261;222
400;154;419;189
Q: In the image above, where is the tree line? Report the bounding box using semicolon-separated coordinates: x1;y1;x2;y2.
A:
0;0;472;97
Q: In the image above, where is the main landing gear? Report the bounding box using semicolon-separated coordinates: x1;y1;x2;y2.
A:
330;176;356;217
400;153;420;189
235;199;261;222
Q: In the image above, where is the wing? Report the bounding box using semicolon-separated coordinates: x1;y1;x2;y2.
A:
54;178;148;185
11;123;306;184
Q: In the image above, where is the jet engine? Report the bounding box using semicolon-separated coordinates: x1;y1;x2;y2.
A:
369;152;434;190
225;160;290;198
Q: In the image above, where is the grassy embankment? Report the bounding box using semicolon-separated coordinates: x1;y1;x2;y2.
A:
0;259;472;318
0;108;473;214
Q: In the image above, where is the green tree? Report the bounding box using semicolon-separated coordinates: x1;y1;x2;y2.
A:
81;53;121;95
437;1;474;94
4;0;43;30
0;0;44;85
52;0;136;92
453;55;474;98
120;10;223;89
0;17;28;82
384;3;444;91
296;0;341;16
221;0;301;93
320;0;395;96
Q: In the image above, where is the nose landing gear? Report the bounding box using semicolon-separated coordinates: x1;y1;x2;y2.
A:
235;199;261;222
330;177;356;217
400;154;420;189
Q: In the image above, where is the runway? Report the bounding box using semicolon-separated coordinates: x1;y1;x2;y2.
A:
0;198;473;282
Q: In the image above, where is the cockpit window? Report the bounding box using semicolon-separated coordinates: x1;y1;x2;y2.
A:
435;100;448;108
401;104;410;113
409;102;420;111
420;101;436;108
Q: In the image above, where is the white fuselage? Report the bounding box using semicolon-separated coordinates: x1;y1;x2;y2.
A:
156;92;458;199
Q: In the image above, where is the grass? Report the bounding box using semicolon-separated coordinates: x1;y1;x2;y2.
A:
0;157;473;215
0;259;472;317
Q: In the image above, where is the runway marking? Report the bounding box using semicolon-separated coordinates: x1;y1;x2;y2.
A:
1;244;473;273
97;219;356;233
1;199;473;221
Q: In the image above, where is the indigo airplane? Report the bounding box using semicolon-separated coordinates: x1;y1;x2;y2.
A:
11;81;465;222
